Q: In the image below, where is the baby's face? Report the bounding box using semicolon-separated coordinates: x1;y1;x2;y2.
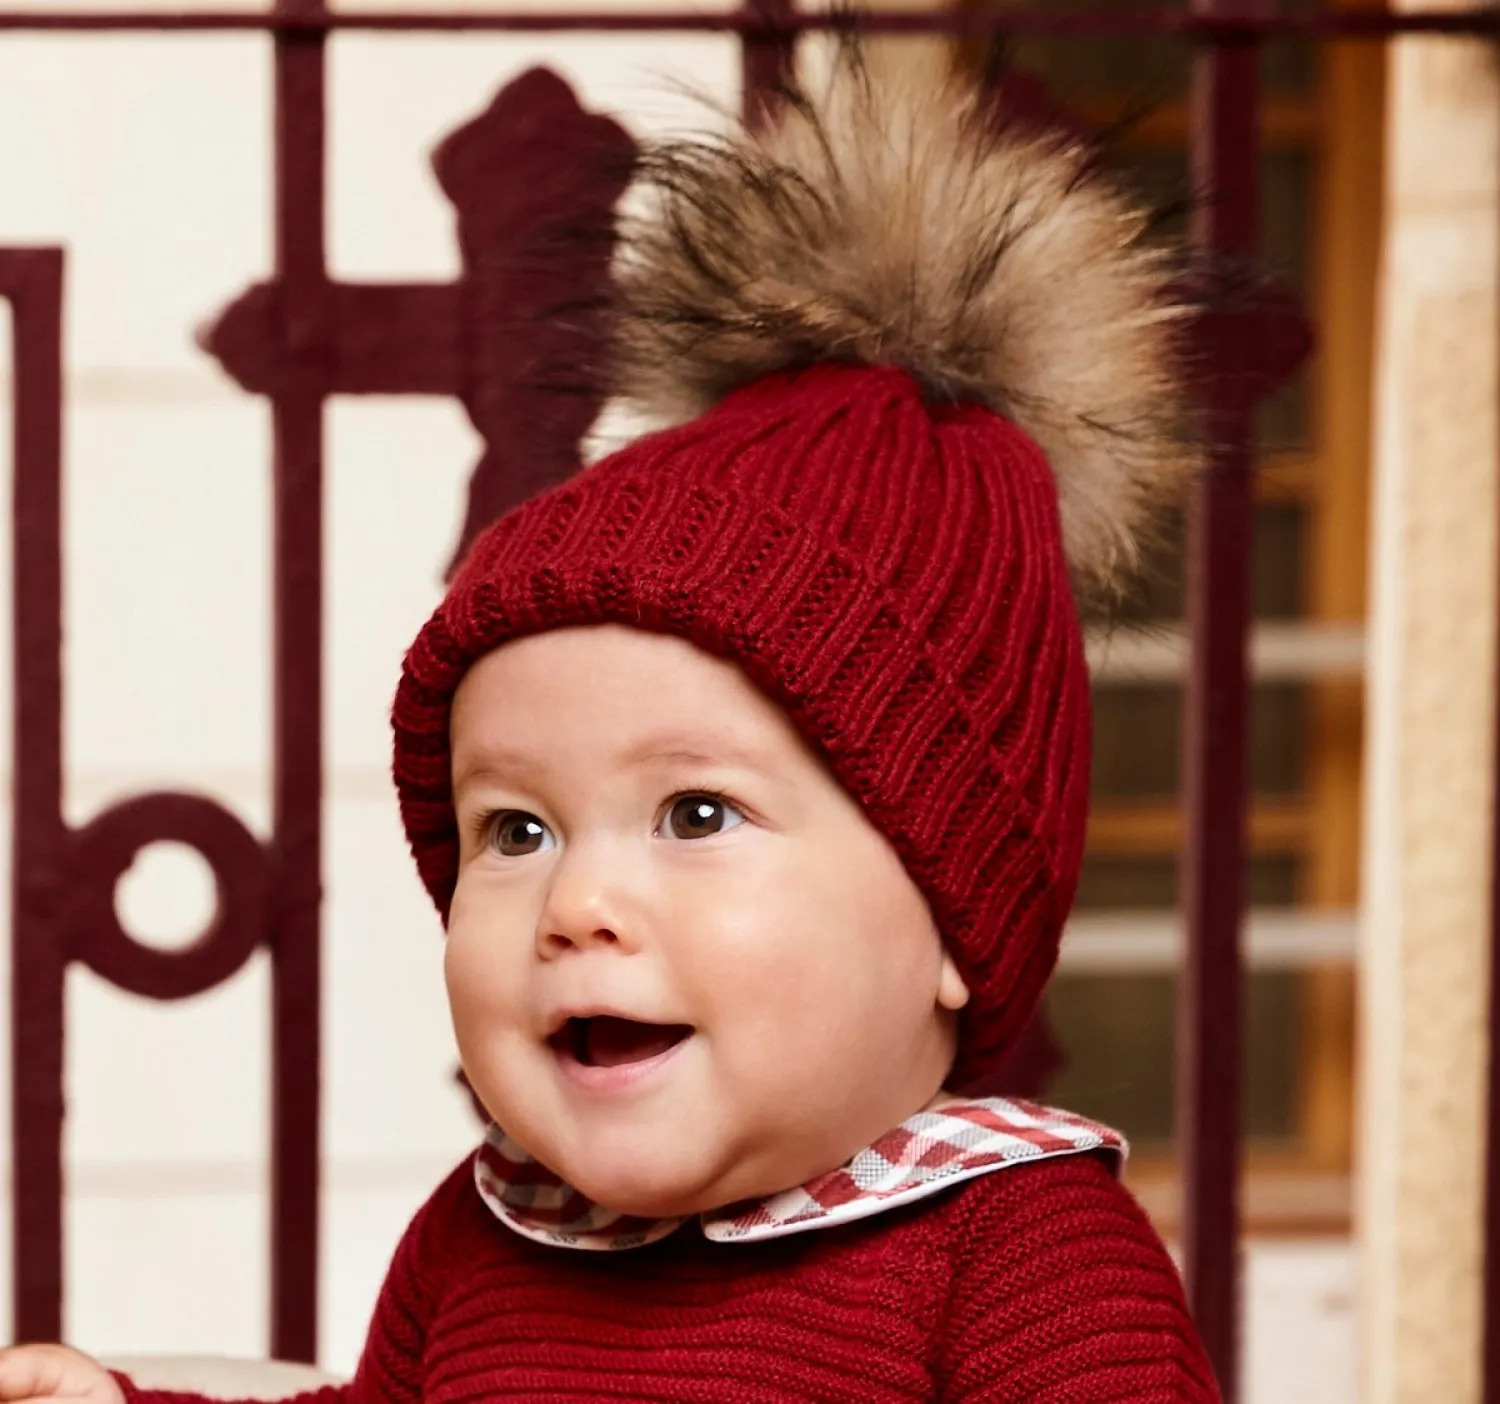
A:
446;624;968;1219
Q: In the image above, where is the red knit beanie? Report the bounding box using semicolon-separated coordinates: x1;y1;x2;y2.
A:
392;54;1194;1089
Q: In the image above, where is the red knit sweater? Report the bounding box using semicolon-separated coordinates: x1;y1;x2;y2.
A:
121;1150;1219;1402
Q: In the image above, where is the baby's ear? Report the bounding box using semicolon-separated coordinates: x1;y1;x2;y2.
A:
937;952;970;1012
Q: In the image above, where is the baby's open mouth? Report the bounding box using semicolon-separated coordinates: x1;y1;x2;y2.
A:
549;1016;694;1069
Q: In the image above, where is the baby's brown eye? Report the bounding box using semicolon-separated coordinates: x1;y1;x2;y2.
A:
489;812;553;857
662;795;744;841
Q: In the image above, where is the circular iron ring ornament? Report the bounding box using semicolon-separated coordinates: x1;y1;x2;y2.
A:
66;792;269;1000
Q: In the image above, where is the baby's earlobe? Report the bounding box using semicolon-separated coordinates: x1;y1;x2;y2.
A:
937;955;971;1012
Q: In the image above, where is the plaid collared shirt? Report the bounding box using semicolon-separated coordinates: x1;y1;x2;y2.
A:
475;1098;1126;1252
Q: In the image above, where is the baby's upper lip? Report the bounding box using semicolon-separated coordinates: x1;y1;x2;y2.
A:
543;1006;691;1038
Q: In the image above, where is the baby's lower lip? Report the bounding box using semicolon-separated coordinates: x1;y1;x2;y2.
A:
552;1033;693;1093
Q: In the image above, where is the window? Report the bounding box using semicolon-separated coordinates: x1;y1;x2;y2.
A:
955;0;1382;1231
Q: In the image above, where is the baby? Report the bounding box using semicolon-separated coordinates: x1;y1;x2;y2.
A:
0;47;1220;1403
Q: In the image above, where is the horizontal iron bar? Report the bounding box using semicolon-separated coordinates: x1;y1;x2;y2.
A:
0;7;1487;37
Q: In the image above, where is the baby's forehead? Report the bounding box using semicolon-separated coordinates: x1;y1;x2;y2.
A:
449;625;815;780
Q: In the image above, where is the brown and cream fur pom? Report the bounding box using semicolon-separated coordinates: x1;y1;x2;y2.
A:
610;44;1199;597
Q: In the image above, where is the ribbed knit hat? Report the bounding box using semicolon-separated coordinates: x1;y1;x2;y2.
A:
392;52;1195;1089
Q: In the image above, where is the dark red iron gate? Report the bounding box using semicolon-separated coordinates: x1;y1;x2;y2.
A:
6;6;1498;1403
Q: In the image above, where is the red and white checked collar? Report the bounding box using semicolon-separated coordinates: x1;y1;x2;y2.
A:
474;1097;1126;1252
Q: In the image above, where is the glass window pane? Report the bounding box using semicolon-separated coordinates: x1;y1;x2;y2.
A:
1002;31;1191;107
966;6;1314;105
1252;682;1307;793
1257;146;1315;453
1091;687;1180;796
1103;145;1313;455
1043;969;1304;1146
1263;37;1318;97
1090;682;1308;799
1099;499;1307;627
1075;852;1302;908
1076;854;1180;908
1251;499;1306;620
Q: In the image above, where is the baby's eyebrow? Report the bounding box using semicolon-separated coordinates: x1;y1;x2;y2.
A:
619;740;772;772
450;748;543;793
450;739;772;793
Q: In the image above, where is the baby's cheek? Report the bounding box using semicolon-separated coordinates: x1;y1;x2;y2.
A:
444;925;516;1035
445;951;532;1119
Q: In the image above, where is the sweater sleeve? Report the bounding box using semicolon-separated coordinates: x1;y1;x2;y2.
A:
116;1156;478;1404
936;1154;1222;1403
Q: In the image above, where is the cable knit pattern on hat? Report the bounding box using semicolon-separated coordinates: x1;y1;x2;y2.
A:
393;362;1091;1085
117;1152;1220;1403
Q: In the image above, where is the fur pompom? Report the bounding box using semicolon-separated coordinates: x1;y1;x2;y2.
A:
611;46;1199;595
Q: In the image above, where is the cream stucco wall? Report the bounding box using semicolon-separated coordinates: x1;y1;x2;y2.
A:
1359;20;1500;1404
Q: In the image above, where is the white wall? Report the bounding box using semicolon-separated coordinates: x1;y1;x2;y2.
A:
0;12;738;1373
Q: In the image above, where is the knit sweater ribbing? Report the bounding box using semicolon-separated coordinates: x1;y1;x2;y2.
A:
122;1151;1220;1402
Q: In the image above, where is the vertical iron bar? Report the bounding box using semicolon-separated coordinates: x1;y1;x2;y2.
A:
1177;16;1262;1402
741;0;796;130
271;0;327;1363
9;249;68;1343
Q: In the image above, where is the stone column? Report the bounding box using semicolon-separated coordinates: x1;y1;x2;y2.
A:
1358;18;1500;1404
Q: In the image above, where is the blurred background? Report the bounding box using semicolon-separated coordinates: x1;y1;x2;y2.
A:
0;1;1494;1401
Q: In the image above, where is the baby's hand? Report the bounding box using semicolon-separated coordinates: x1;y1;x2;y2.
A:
0;1345;124;1403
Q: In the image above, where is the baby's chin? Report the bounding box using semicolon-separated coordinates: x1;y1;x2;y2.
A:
561;1145;803;1221
567;1163;747;1221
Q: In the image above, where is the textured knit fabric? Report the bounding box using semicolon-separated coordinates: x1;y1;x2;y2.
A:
392;362;1093;1087
119;1153;1220;1403
475;1097;1125;1250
